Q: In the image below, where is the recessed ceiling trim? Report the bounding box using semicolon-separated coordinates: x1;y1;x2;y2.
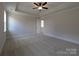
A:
16;9;36;16
15;2;35;16
15;2;19;11
42;3;79;17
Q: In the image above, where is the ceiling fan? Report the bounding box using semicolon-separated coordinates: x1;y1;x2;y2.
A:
33;2;48;10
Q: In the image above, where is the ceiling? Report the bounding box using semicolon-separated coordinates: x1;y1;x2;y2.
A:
4;2;79;16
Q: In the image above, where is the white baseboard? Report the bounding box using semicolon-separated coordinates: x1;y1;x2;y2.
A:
6;33;37;39
43;33;79;45
6;33;79;44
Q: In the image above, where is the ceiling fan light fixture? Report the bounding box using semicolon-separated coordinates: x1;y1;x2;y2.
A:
38;7;42;10
33;2;48;10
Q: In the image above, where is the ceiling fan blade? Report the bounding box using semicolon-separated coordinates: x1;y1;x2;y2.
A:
34;3;39;6
39;2;41;6
42;7;48;9
33;7;38;9
43;2;47;6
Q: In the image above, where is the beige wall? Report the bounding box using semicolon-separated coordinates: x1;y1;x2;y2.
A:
7;13;36;39
37;19;41;33
0;3;5;54
43;7;79;44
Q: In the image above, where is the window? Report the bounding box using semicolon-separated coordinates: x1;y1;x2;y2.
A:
4;11;6;32
41;20;44;28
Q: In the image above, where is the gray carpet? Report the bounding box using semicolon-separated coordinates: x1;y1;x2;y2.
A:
1;34;79;56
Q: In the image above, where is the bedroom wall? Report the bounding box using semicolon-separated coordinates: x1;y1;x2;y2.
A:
0;3;5;55
7;13;36;39
43;7;79;44
37;19;41;33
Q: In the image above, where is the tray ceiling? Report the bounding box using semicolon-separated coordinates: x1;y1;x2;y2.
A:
4;2;79;16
